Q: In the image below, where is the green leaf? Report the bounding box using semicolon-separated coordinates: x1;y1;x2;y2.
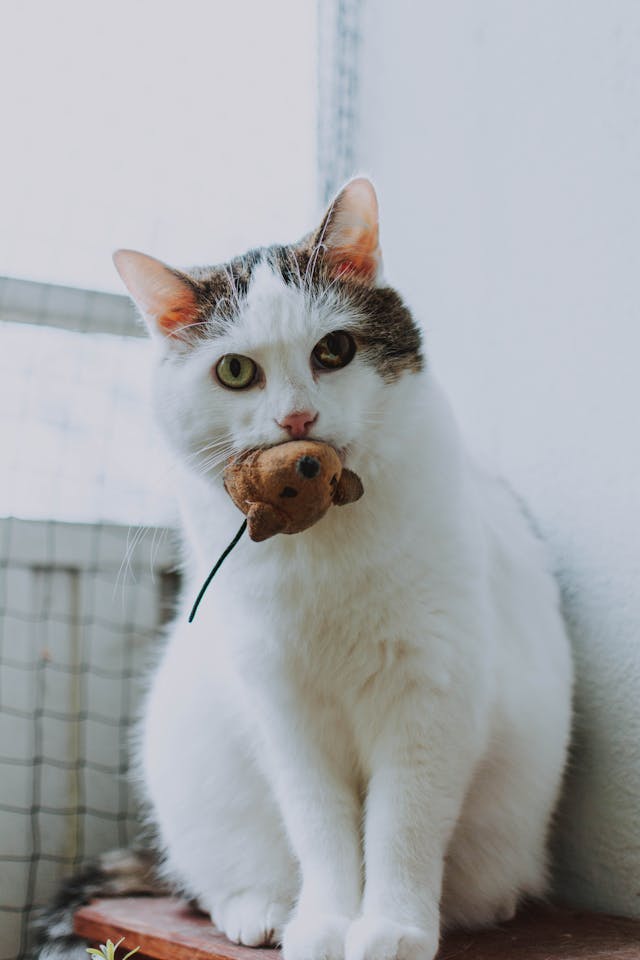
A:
85;933;140;960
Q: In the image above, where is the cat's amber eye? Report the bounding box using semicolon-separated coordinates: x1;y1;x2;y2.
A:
312;331;356;370
215;354;258;390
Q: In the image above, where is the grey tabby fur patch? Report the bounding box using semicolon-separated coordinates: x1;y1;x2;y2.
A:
31;848;164;959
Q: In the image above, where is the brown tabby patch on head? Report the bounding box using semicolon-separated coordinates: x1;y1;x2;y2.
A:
180;248;265;340
273;236;425;382
335;280;424;382
180;240;424;381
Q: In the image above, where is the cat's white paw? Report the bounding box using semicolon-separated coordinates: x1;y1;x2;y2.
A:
211;889;290;946
282;910;351;960
345;916;438;960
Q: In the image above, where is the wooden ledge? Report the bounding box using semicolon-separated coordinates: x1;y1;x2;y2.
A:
74;896;640;960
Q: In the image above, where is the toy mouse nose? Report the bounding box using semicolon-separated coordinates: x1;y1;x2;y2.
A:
277;410;318;439
296;455;321;479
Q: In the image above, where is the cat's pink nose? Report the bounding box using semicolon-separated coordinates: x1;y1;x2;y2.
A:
277;410;318;439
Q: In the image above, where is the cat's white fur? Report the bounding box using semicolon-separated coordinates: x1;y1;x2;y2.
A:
121;184;572;960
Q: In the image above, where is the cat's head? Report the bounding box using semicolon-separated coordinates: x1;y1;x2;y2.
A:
114;178;423;482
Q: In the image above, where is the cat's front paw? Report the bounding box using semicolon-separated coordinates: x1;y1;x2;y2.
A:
210;888;290;946
283;910;351;960
345;916;438;960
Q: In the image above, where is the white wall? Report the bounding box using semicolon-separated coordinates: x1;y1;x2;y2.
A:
0;0;316;293
356;1;640;916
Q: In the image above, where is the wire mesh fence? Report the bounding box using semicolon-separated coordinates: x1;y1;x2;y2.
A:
0;277;180;960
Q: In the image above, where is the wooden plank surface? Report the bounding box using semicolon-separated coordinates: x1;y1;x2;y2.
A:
75;896;640;960
75;898;261;960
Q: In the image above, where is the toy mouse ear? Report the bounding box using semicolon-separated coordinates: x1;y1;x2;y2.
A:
247;503;288;542
316;177;382;284
113;249;201;339
333;468;364;506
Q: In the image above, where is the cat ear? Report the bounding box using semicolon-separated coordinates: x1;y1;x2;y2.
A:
113;249;200;338
316;177;382;284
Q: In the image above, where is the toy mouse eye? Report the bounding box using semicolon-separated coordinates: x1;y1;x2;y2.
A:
312;331;356;370
215;354;258;390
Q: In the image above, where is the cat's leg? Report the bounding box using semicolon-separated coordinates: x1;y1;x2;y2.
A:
440;741;556;930
142;649;298;946
191;749;297;947
247;689;363;960
345;683;479;960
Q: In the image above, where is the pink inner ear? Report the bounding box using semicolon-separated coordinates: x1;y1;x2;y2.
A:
113;249;200;337
155;291;200;336
332;246;379;283
322;178;381;284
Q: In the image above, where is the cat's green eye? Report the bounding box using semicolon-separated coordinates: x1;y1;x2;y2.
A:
216;354;258;390
312;331;356;370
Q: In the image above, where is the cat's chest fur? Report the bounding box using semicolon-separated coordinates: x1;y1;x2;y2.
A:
186;462;486;716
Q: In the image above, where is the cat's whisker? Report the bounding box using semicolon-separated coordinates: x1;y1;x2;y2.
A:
223;266;243;314
305;197;336;290
289;249;305;292
144;436;238;494
306;241;323;289
194;435;237;457
313;268;346;308
193;443;238;475
164;317;215;348
114;523;151;606
196;455;234;477
187;436;236;460
149;524;171;582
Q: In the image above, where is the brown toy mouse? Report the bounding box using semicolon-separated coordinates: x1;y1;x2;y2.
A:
188;440;364;621
223;440;364;542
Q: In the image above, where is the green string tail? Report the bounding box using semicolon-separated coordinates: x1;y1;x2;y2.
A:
188;519;247;623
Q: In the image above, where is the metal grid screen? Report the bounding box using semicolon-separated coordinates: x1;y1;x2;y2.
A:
0;277;180;960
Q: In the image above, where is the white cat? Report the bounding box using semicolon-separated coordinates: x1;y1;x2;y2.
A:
110;178;572;960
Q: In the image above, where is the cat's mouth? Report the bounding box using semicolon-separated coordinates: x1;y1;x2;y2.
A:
234;439;350;466
292;438;350;465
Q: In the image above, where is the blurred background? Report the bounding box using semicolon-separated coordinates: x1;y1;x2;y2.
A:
1;2;639;958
